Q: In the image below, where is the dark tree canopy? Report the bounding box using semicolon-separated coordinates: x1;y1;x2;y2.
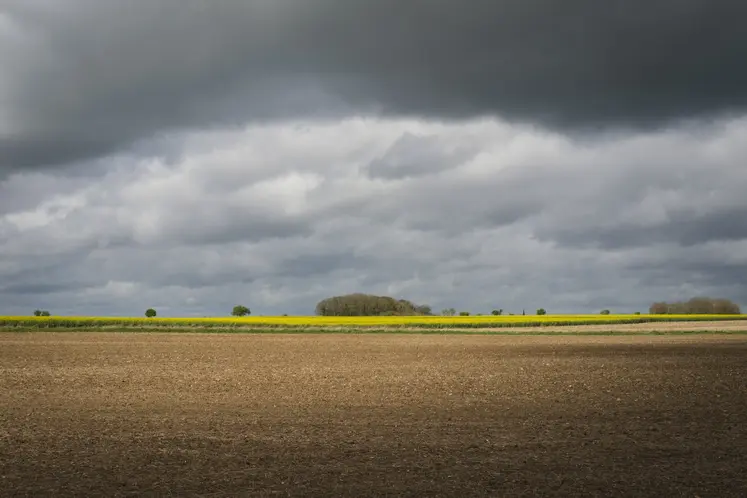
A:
231;305;251;317
649;297;741;315
315;293;433;317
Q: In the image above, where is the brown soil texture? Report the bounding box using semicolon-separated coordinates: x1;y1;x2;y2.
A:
397;319;747;333
1;333;746;497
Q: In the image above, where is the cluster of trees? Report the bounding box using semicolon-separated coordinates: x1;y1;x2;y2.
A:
33;309;51;316
315;293;432;316
649;297;741;315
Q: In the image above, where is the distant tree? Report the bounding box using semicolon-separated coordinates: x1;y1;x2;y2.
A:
415;305;433;316
145;308;157;318
536;308;547;315
634;312;641;315
711;298;741;314
600;309;611;315
459;311;470;316
40;311;50;316
491;309;503;316
649;302;668;314
441;308;457;316
33;310;42;316
231;305;251;317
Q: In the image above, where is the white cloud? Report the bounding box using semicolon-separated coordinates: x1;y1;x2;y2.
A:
1;116;747;315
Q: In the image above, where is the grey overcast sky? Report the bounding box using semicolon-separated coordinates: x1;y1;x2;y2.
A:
1;0;746;316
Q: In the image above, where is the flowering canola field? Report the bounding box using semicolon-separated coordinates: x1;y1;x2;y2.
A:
0;314;745;330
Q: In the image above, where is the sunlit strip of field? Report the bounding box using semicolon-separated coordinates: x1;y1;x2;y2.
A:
1;314;745;330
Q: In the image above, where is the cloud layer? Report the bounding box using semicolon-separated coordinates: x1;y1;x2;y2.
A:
3;0;747;174
2;117;745;316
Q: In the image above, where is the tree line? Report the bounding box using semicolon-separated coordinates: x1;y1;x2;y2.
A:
649;297;741;314
29;295;742;318
315;294;551;317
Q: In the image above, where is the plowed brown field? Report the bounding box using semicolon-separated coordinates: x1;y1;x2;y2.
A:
396;319;747;333
2;333;746;497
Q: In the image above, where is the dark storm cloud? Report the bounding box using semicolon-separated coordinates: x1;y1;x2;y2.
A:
0;282;79;296
625;255;747;307
539;205;747;250
171;216;312;247
3;0;747;173
275;252;373;279
635;260;747;289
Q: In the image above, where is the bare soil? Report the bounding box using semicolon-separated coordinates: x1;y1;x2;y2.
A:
1;333;746;497
397;319;747;333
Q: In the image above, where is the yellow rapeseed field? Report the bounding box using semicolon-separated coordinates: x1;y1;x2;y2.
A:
0;314;744;329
